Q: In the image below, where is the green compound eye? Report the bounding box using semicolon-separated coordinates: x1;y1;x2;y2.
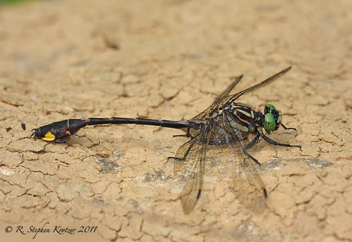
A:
264;113;276;132
266;104;276;112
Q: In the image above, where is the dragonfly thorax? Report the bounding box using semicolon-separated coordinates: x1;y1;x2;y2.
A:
222;103;257;134
203;103;284;136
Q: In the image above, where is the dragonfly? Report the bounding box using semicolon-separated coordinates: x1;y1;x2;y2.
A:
31;67;300;214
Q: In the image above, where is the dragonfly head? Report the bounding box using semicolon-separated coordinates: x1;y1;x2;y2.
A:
263;104;282;133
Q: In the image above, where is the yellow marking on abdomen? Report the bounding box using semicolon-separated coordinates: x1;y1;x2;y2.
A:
43;132;55;141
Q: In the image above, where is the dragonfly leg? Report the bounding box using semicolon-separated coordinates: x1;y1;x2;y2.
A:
260;131;301;149
244;134;260;150
243;134;261;165
243;150;261;166
173;134;193;138
168;131;201;161
173;127;194;138
167;156;182;161
167;140;195;161
281;123;297;131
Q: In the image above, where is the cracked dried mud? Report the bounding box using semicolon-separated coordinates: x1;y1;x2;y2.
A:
0;0;351;241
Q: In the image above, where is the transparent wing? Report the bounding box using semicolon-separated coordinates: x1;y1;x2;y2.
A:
211;75;244;106
192;67;291;121
216;67;291;108
170;126;210;214
218;112;267;213
192;75;243;121
200;112;267;213
172;114;267;214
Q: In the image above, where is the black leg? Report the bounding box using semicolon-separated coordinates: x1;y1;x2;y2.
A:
242;134;261;165
172;127;193;138
167;136;198;161
260;132;301;149
281;123;297;131
167;156;182;161
173;134;192;138
244;134;260;150
243;150;261;165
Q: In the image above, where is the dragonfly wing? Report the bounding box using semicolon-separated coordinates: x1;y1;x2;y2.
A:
211;75;243;106
210;112;267;213
191;67;291;121
221;67;291;105
171;114;266;213
170;126;210;214
191;75;243;121
233;153;267;213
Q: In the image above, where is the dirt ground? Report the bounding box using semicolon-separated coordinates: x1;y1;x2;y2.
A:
0;0;351;241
